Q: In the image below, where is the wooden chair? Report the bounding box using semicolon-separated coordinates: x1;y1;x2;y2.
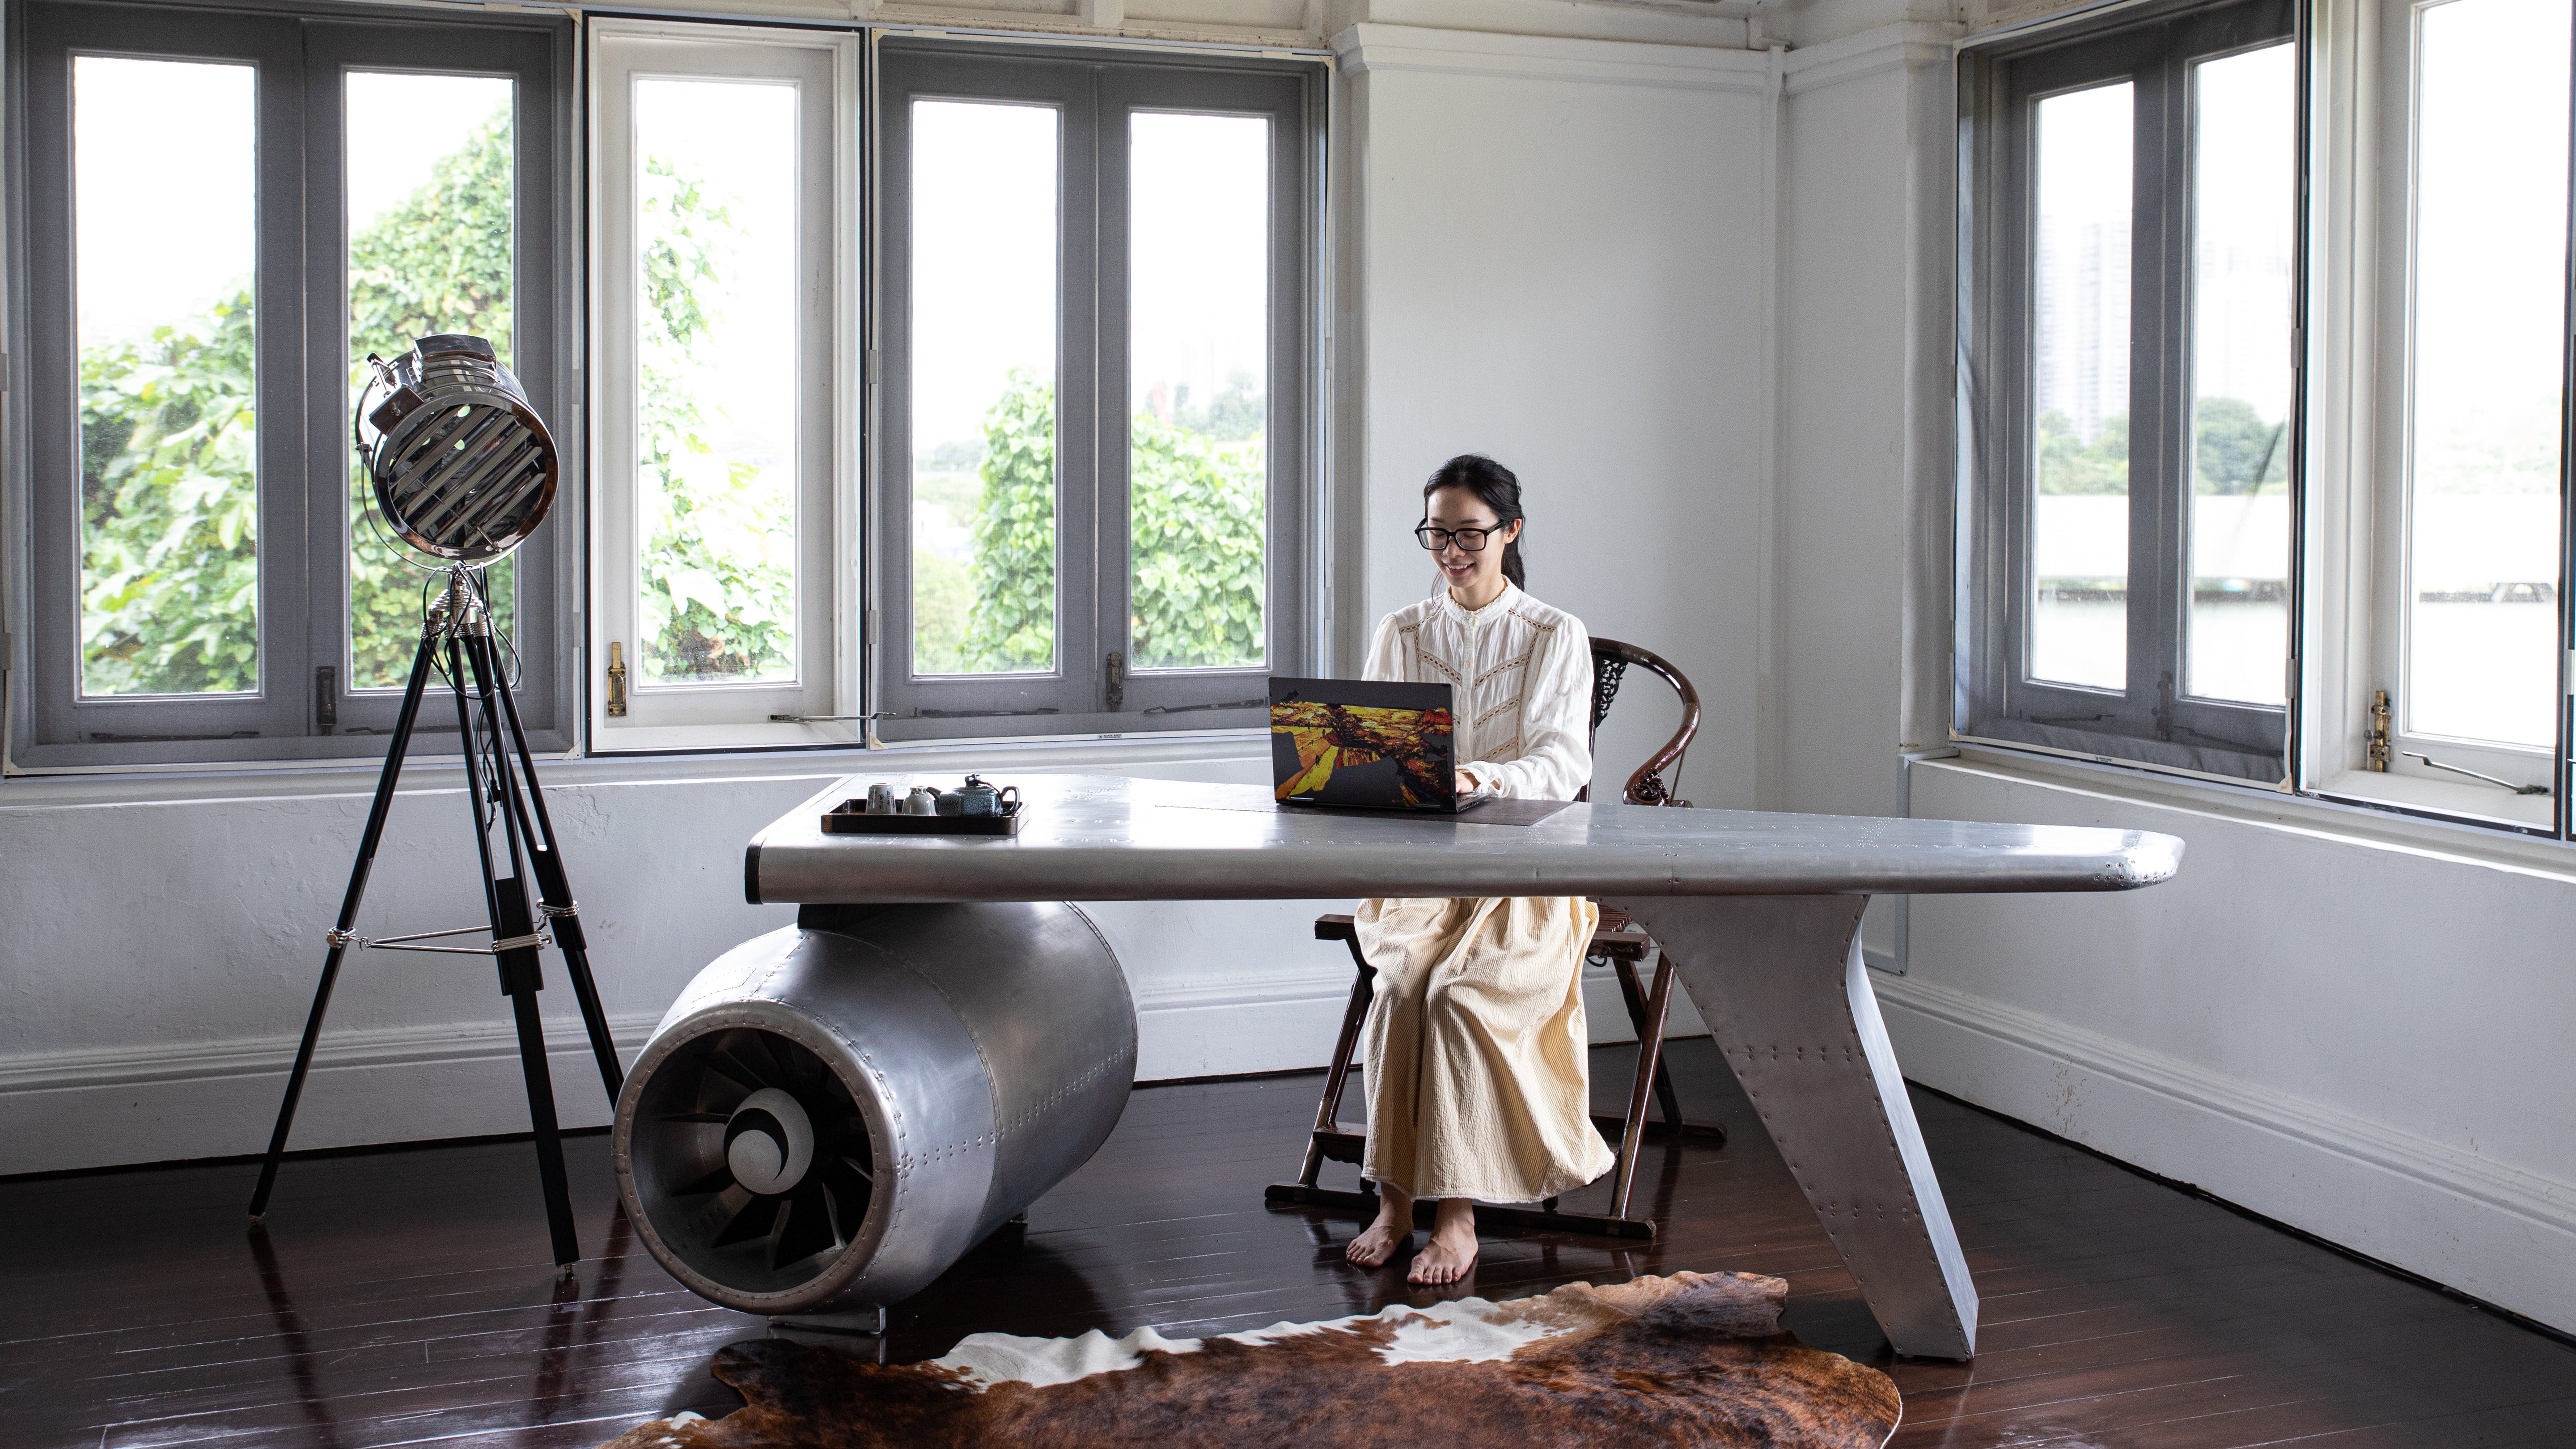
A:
1264;637;1724;1239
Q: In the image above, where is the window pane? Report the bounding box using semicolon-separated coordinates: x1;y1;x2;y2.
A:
2185;43;2296;705
1128;111;1268;671
345;72;518;689
633;77;801;687
911;100;1059;676
2404;0;2570;748
2030;81;2134;692
75;58;259;697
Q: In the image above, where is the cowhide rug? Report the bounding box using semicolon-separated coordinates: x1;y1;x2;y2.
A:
604;1271;1901;1448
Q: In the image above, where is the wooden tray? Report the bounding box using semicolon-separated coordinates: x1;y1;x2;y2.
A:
820;799;1025;836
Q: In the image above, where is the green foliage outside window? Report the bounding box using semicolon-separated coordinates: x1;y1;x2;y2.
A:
635;158;796;684
1130;411;1264;669
946;371;1059;672
346;110;517;688
82;107;1261;704
2035;401;2291;498
78;294;261;695
2192;397;2288;496
914;369;1265;676
2034;410;2131;497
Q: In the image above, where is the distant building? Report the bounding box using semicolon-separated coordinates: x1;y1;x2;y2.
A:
2035;216;2130;444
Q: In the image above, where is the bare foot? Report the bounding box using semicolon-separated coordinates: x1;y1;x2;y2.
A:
1346;1183;1413;1268
1407;1199;1478;1285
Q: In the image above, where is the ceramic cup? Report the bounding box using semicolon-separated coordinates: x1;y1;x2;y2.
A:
865;782;896;814
904;787;941;815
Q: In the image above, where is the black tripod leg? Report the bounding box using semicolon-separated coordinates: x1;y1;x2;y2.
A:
249;631;441;1219
453;636;581;1269
502;883;580;1271
480;638;621;1102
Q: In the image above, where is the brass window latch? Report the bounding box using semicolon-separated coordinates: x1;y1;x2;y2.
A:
606;640;629;717
1106;651;1127;712
2365;688;2390;771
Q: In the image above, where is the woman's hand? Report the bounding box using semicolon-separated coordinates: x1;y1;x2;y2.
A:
1454;768;1483;797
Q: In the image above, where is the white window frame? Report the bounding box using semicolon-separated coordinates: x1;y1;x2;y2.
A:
2300;0;2573;833
587;21;863;752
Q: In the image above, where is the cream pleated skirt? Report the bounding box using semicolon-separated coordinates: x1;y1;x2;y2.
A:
1354;894;1618;1203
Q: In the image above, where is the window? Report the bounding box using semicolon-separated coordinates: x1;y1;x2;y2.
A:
589;24;854;749
871;40;1317;741
1959;0;2301;784
2327;0;2572;826
1963;0;2576;836
8;0;575;767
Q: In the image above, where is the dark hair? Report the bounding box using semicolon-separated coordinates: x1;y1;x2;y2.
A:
1422;453;1527;590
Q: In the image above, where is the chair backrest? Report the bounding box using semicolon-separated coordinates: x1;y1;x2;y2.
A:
1587;637;1699;807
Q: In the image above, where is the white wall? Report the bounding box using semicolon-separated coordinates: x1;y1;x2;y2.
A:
1889;758;2576;1334
0;742;1357;1174
1343;24;1774;810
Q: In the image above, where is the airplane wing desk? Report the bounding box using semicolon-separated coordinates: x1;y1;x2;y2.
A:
613;772;2182;1360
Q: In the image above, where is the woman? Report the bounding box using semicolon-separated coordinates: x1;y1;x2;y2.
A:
1343;454;1615;1286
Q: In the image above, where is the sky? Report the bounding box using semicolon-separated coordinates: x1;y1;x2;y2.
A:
910;99;1062;456
73;57;257;348
73;62;521;351
909;98;1271;458
634;73;802;471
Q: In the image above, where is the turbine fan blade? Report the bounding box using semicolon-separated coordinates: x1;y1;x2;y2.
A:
673;1165;734;1198
772;1182;837;1268
712;1192;783;1249
820;1164;871;1243
739;1030;796;1083
707;1046;773;1092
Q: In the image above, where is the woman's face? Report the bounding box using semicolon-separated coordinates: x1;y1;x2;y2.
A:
1424;485;1521;596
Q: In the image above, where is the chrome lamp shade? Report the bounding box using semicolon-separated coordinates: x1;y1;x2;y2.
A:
355;333;558;565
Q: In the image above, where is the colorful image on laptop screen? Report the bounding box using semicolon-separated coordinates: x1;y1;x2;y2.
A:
1271;690;1455;806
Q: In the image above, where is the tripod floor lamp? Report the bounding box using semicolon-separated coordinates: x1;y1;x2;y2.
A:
248;335;618;1270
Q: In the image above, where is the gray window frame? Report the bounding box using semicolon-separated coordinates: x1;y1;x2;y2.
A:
871;38;1318;742
1957;0;2303;784
5;0;577;769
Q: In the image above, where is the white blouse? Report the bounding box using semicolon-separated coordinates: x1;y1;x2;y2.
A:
1362;581;1594;803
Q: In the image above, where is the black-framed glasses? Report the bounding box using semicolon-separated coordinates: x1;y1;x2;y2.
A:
1415;524;1496;552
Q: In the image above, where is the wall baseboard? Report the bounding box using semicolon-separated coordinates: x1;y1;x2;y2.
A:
4;972;1375;1173
0;1013;664;1175
1874;970;2576;1335
5;960;1726;1175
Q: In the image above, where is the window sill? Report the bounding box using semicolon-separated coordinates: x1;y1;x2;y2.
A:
1940;742;2576;882
0;727;1270;810
2314;768;2551;831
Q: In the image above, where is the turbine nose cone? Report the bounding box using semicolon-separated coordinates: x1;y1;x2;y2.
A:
724;1087;814;1195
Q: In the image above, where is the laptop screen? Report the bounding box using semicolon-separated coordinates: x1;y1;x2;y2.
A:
1268;677;1457;809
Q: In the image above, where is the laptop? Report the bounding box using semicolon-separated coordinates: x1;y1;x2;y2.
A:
1268;677;1490;814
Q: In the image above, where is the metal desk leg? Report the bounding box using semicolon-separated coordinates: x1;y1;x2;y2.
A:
1610;894;1977;1360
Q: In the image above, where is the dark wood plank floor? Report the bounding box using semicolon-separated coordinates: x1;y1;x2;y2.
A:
8;1041;2573;1448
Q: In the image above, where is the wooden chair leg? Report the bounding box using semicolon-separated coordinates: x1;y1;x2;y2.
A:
1611;953;1687;1128
1609;953;1681;1222
1296;941;1376;1189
